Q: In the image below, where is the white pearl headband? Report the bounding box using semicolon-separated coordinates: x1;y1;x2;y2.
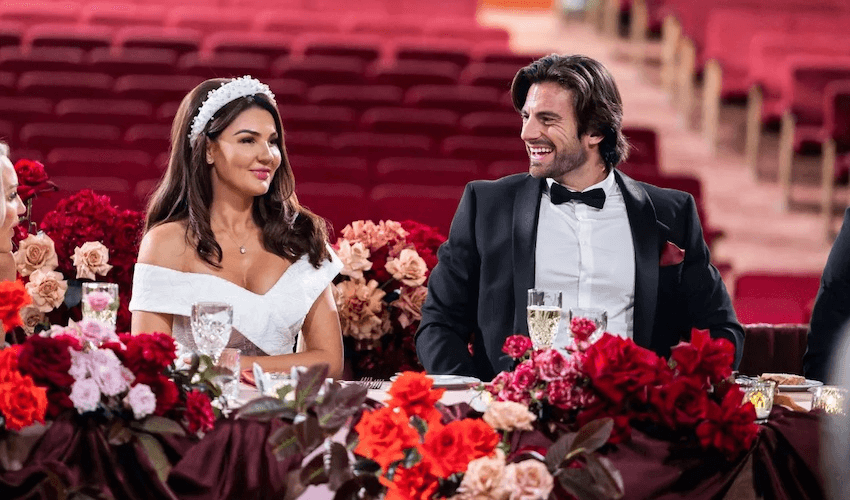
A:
188;75;276;145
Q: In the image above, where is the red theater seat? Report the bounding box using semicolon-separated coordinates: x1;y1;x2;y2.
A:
203;32;293;59
124;125;171;154
46;148;152;179
289;155;370;186
264;79;308;105
374;157;478;186
486;160;528;179
81;4;167;28
369;60;461;89
307;85;404;110
423;19;510;45
390;37;473;68
51;176;135;210
278;105;357;134
17;71;113;100
345;16;426;39
23;24;113;52
293;33;385;63
253;10;343;36
165;7;255;33
0;2;81;25
0;73;14;97
733;272;822;324
360;107;458;138
0;47;86;73
114;27;202;54
88;48;179;77
620;126;660;173
296;182;370;235
274;56;367;86
0;22;23;49
0;97;54;125
54;99;153;127
283;131;333;158
405;85;505;114
459;111;520;138
370;184;464;234
113;75;204;104
459;63;518;91
734;297;806;325
177;52;271;79
441;135;526;163
332;132;433;160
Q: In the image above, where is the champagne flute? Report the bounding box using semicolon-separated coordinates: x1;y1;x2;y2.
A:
527;289;562;350
191;302;233;362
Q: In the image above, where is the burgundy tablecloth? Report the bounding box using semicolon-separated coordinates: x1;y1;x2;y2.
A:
0;407;825;500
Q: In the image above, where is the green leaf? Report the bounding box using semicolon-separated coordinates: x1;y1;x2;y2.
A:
300;453;329;486
352;458;381;477
282;468;307;500
294;364;330;412
316;384;369;431
235;397;293;421
131;416;187;436
333;476;383;500
582;455;625;499
555;455;624;500
136;433;171;483
408;415;428;440
327;442;352;491
270;415;324;460
545;433;574;473
402;446;421;469
570;418;614;454
277;384;294;401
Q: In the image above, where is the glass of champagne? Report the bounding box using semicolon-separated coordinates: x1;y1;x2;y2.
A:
568;307;608;344
81;282;119;327
527;289;562;350
191;302;233;363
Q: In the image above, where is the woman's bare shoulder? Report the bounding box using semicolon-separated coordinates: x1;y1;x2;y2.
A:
137;221;193;270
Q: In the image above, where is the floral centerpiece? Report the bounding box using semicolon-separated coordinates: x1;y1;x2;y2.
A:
333;219;446;379
10;158;144;335
486;320;760;460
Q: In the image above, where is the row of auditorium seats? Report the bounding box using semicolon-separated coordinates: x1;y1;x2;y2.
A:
637;0;850;236
732;272;822;325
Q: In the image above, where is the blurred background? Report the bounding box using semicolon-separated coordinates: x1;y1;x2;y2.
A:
0;0;846;326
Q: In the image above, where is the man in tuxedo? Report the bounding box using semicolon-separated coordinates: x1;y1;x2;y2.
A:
416;54;743;380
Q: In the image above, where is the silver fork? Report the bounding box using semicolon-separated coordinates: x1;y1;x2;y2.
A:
356;377;384;390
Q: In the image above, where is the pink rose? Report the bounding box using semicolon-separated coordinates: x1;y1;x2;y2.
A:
456;449;509;500
486;371;513;396
392;285;427;328
511;361;537;391
72;241;113;280
545;379;573;408
78;319;118;345
502;460;554;500
334;279;391;342
19;305;46;335
25;269;67;312
483;401;536;432
13;232;59;277
69;378;101;413
125;383;156;419
336;239;373;280
570;316;598;343
94;364;130;397
84;291;114;312
384;248;427;286
531;349;569;381
498;381;531;406
502;335;533;359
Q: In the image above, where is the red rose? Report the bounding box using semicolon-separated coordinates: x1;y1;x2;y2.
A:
14;159;55;203
381;462;440;500
184;389;215;433
354;406;420;471
532;348;570;381
581;334;672;406
570;316;598;343
0;371;48;431
649;378;710;429
0;345;21;381
386;371;445;428
499;381;531;406
546;379;574;408
0;281;32;332
670;330;734;387
485;370;512;396
458;418;499;459
420;420;475;477
122;333;177;377
695;386;759;459
502;335;533;359
511;360;537;392
136;373;179;416
17;335;76;389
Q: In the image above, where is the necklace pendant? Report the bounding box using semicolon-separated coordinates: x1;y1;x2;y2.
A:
239;246;246;254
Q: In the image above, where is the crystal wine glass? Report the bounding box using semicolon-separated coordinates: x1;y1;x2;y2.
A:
191;302;233;362
527;289;562;350
81;282;119;327
568;307;608;344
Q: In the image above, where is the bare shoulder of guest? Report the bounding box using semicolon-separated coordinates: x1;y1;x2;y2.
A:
137;221;192;270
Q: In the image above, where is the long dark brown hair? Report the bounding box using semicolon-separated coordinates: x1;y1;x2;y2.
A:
145;78;330;268
510;54;630;170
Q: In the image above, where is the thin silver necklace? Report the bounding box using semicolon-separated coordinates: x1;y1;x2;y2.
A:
216;225;250;255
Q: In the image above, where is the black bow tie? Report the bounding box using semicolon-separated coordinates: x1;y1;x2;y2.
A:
549;183;606;209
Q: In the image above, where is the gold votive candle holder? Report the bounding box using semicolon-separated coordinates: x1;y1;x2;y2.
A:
811;386;848;416
739;379;776;423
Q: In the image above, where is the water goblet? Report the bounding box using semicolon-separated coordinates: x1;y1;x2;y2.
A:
81;282;119;327
527;289;562;350
567;307;608;344
214;348;241;406
191;302;233;362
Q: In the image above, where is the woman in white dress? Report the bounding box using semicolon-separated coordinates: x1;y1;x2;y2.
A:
0;142;26;282
130;76;344;378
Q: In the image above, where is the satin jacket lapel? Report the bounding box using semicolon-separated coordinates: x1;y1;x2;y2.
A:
615;170;659;349
512;176;545;336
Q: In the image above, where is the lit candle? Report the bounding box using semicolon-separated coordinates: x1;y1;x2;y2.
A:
812;386;848;415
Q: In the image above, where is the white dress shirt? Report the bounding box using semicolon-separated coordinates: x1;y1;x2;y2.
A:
534;170;636;344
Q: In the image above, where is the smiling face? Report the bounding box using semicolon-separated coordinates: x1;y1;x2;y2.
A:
0;157;24;253
520;81;599;182
206;106;282;200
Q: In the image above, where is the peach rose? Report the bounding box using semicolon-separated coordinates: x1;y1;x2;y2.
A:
25;269;68;313
385;248;427;286
334;279;390;342
19;305;46;335
454;449;509;500
336;240;373;280
483;401;537;432
392;286;427;328
341;220;380;248
14;233;59;277
72;241;113;280
502;460;554;500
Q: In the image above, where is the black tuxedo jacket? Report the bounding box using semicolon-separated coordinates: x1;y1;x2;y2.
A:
805;207;850;382
416;170;743;381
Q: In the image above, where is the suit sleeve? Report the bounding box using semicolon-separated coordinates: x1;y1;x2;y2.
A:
679;194;745;367
805;208;850;382
415;183;481;376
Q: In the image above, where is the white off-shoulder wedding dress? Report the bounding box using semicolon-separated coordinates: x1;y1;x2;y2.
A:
128;251;342;356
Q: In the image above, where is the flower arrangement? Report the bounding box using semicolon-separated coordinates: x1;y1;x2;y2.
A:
486;320;760;460
0;345;47;431
333;219;446;379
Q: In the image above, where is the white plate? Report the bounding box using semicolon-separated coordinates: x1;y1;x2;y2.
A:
780;379;823;392
390;374;481;388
